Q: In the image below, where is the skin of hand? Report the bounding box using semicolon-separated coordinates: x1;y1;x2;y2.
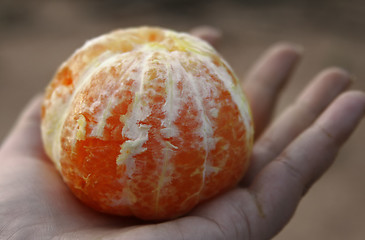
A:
1;29;364;240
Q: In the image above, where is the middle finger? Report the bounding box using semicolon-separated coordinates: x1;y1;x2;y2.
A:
243;67;351;184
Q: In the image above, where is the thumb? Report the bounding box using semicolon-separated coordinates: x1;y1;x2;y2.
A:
0;94;45;159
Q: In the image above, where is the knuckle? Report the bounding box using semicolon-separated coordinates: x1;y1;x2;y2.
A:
275;152;306;190
313;123;338;146
256;135;280;159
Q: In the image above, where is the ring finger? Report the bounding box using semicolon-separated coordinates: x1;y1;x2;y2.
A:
243;67;352;184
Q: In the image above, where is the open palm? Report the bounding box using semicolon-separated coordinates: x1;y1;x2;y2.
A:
1;35;364;239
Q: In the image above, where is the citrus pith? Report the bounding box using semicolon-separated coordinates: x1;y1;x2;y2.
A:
41;26;254;220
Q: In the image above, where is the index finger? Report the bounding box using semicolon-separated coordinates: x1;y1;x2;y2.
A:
243;43;302;138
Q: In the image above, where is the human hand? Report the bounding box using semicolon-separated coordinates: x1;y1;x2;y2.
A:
1;31;364;240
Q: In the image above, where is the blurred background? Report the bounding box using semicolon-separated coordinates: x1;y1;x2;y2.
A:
1;0;364;238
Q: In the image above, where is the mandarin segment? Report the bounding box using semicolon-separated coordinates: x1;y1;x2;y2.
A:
41;26;254;220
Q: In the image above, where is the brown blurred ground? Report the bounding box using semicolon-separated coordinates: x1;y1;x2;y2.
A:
1;0;364;239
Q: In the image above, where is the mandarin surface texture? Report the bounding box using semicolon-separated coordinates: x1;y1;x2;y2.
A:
41;26;254;220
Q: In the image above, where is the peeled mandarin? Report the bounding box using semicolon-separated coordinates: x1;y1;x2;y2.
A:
41;26;254;220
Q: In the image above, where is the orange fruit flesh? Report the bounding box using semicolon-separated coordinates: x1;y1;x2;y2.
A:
41;27;253;220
